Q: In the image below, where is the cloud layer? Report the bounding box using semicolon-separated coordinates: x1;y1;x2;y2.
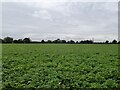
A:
2;1;118;41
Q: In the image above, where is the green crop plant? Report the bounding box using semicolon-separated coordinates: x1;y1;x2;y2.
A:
2;44;119;89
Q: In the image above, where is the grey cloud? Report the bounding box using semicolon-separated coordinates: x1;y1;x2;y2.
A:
2;1;118;41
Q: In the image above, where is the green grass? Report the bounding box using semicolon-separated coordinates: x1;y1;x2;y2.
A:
0;44;2;89
2;44;119;88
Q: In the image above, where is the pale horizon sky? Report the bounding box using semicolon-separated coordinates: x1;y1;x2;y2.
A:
1;0;118;42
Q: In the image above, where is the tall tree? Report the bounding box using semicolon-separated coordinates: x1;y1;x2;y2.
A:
18;39;23;43
112;40;117;44
68;40;75;44
23;38;31;43
53;39;61;43
4;37;13;43
61;40;66;43
41;40;45;43
105;40;109;44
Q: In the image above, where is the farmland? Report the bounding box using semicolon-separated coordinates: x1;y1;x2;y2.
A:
2;44;119;89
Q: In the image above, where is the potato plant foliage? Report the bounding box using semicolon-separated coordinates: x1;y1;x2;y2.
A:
2;44;119;88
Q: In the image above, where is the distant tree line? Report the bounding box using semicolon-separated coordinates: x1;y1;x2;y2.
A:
0;37;120;44
0;37;31;43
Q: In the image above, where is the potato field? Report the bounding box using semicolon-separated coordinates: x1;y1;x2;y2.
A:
2;44;119;89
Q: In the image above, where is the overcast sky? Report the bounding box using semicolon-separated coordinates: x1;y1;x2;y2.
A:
1;0;118;41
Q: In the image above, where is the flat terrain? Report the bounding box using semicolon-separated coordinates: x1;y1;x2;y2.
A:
2;44;119;88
